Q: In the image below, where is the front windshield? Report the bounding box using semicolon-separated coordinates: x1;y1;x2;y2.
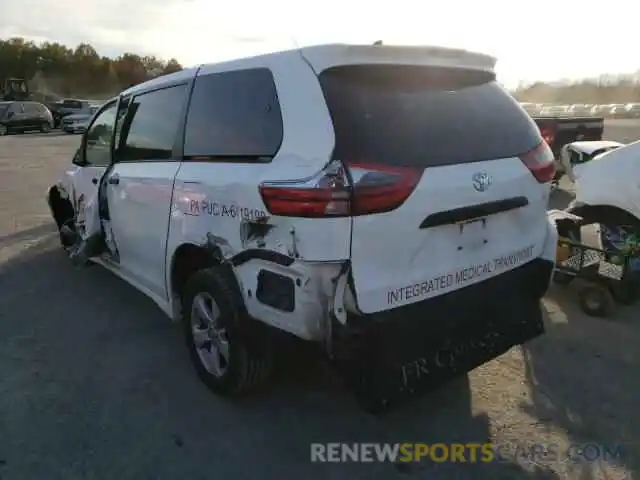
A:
588;146;620;161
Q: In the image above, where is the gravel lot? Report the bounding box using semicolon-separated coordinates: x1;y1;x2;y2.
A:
1;124;640;480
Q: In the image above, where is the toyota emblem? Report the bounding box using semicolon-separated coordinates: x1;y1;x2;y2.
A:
472;171;492;192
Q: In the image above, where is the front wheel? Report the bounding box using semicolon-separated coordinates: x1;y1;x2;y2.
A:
40;122;51;133
0;124;7;136
182;267;273;395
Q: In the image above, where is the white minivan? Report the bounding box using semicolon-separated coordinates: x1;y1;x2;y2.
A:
47;43;558;412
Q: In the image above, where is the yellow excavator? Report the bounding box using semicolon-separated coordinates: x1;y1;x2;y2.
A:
2;78;30;101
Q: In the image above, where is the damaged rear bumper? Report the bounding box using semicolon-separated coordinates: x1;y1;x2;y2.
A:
332;258;554;411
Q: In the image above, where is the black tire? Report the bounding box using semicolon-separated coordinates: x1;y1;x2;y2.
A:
47;188;77;250
182;267;273;395
609;280;638;306
59;218;78;250
578;284;614;317
0;124;7;136
40;122;51;133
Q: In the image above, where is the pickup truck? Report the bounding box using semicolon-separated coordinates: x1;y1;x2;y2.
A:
61;104;100;134
532;116;605;181
48;99;92;128
534;116;604;153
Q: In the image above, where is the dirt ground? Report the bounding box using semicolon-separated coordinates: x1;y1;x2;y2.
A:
0;126;638;480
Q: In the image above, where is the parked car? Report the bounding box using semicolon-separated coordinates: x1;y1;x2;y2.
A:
556;140;624;183
565;139;640;276
46;43;558;411
531;114;605;179
590;104;609;116
539;105;570;116
625;103;640;118
55;98;92;120
61;105;100;134
609;105;628;118
45;102;64;128
0;100;54;135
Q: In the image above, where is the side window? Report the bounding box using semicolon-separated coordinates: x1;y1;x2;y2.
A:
84;102;117;167
183;68;283;160
9;103;24;114
26;103;42;115
118;84;188;162
113;96;130;150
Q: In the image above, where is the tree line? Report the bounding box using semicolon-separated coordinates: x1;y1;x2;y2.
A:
4;36;639;105
513;77;640;105
0;37;184;99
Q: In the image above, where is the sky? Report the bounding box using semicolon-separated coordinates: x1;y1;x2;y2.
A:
1;0;638;87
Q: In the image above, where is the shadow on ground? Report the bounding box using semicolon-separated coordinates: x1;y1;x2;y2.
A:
0;226;558;479
516;183;640;478
520;282;640;480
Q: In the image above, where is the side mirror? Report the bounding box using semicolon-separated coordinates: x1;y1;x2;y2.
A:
72;148;85;166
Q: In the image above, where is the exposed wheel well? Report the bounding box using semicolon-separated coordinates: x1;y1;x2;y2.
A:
567;203;640;228
170;243;221;300
47;186;74;229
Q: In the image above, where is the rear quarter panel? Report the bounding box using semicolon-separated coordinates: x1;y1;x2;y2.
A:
166;52;352;300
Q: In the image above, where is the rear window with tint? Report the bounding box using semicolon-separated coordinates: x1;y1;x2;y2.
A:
319;65;541;167
183;68;283;160
62;100;83;109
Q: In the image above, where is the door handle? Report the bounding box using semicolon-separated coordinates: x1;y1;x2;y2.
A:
108;175;120;185
91;178;98;184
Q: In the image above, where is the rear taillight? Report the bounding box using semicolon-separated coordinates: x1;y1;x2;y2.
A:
519;141;556;183
258;160;423;218
540;126;555;146
348;163;423;215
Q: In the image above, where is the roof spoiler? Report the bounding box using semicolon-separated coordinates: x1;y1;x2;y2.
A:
299;43;497;75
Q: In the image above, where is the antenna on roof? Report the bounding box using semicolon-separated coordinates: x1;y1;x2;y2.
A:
373;40;383;46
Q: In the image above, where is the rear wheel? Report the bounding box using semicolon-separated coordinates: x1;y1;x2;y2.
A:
578;284;614;317
0;124;7;136
40;122;51;133
609;280;639;306
182;267;273;395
